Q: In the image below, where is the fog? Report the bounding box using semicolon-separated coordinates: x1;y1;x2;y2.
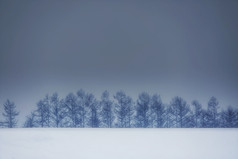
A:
0;1;238;124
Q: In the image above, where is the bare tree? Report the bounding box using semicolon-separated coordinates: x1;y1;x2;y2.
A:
135;92;151;128
114;91;134;128
2;100;19;128
100;91;115;128
24;112;36;128
77;89;88;128
86;93;100;128
170;96;191;128
50;93;65;127
207;96;219;128
64;93;81;128
35;95;51;127
220;106;238;128
191;100;203;128
151;94;165;128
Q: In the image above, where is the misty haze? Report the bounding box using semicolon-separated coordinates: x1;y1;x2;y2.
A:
0;1;238;159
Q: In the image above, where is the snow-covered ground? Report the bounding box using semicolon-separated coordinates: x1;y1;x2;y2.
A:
0;129;238;159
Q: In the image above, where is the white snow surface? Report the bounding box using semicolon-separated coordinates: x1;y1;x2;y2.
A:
0;128;238;159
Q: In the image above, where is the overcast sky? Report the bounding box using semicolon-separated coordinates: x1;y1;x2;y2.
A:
0;1;238;125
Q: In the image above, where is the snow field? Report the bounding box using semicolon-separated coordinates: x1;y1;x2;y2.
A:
0;128;238;159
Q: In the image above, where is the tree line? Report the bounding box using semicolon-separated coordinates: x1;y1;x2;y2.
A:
1;89;238;128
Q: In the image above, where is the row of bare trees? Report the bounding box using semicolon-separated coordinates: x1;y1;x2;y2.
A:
1;90;238;128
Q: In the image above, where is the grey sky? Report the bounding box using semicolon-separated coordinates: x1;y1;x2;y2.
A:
0;1;238;125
